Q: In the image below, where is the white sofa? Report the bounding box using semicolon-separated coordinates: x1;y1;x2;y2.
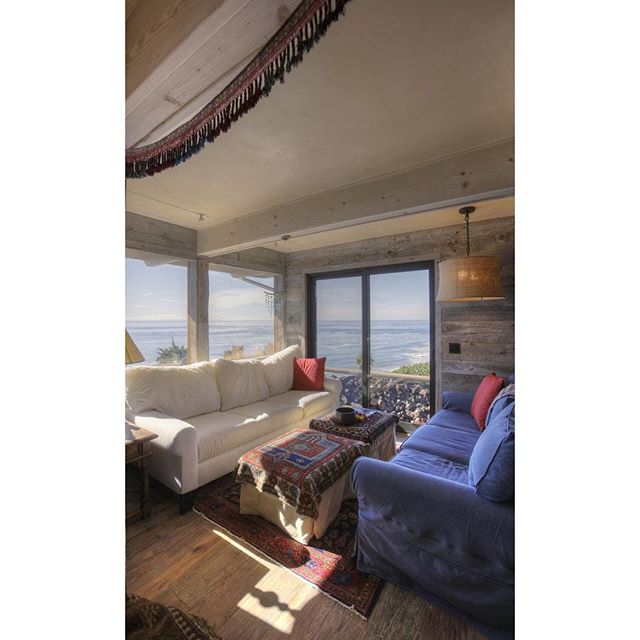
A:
125;345;340;511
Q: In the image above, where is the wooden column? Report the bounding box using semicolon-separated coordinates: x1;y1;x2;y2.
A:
273;275;285;351
187;259;209;363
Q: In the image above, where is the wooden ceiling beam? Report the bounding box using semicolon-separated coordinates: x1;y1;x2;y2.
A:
197;139;515;257
126;0;298;148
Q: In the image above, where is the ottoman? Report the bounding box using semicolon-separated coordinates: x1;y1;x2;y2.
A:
309;407;398;461
234;429;364;544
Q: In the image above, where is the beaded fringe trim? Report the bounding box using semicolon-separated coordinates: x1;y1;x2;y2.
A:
126;0;352;179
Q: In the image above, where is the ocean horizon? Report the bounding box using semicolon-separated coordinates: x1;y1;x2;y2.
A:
126;318;430;371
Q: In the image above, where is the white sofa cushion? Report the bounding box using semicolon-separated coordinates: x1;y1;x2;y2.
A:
188;406;296;462
270;389;336;418
261;345;302;396
214;359;269;411
230;399;304;429
126;361;220;419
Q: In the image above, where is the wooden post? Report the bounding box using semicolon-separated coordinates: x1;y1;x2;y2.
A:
273;275;285;351
188;259;209;363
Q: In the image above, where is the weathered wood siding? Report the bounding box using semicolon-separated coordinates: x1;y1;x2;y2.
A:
283;217;514;407
126;211;197;259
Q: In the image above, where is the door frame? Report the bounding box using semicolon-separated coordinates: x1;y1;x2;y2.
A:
306;261;436;418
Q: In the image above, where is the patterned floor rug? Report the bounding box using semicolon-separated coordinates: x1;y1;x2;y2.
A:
193;473;383;618
126;593;221;640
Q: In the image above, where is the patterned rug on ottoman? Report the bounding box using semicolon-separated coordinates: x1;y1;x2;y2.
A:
194;473;383;619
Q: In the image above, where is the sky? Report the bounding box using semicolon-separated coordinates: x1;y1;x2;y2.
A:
315;270;430;322
125;258;273;322
126;258;430;323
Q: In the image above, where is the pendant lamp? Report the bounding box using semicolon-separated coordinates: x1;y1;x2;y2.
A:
437;206;505;302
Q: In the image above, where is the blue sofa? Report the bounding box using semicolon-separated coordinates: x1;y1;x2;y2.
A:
350;386;515;630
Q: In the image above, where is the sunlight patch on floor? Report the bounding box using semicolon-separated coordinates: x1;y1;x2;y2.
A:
236;574;320;634
269;587;320;634
208;526;276;570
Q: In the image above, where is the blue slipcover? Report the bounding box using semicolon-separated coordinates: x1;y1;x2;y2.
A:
469;402;515;502
401;420;479;464
442;390;474;413
350;390;515;632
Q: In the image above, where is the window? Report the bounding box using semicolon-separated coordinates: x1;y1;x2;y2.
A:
209;270;275;359
125;256;188;365
307;263;435;424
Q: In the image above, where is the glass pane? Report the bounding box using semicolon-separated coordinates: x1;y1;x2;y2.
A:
368;269;431;424
125;257;188;365
315;276;362;405
209;271;275;359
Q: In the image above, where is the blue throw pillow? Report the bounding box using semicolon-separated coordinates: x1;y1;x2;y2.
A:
468;402;515;502
485;383;515;427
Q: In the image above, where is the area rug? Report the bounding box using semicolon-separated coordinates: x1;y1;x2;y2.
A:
193;473;382;618
126;593;221;640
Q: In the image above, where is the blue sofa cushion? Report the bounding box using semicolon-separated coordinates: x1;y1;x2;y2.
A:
442;391;474;413
468;401;515;502
392;446;470;484
402;420;479;464
485;384;515;427
426;408;479;433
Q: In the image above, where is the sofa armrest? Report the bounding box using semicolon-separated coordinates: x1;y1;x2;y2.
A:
350;457;513;563
442;390;474;413
134;411;198;494
323;376;342;396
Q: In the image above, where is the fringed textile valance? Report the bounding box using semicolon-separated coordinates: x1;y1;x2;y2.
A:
126;0;353;179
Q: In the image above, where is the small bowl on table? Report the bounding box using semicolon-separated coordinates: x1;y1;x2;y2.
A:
335;406;356;425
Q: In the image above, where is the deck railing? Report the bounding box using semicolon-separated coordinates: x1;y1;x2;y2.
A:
325;367;431;425
326;367;430;383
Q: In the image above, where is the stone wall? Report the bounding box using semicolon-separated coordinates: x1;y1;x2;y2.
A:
282;216;514;408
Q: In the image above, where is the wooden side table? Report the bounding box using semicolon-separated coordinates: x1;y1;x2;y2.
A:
125;422;158;523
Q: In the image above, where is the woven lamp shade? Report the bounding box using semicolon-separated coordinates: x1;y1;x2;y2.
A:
125;330;145;364
437;256;505;302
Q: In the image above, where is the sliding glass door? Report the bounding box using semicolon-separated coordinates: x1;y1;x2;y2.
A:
307;263;435;424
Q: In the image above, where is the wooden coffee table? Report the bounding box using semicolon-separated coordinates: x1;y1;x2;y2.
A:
125;422;158;522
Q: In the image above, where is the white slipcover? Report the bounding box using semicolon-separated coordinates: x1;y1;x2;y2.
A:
189;401;303;462
261;344;302;395
126;346;342;496
126;361;220;419
271;389;336;417
214;359;270;411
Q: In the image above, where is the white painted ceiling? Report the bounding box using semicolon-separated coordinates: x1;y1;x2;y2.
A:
125;0;514;236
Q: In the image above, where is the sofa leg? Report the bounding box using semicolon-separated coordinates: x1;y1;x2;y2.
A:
179;491;195;515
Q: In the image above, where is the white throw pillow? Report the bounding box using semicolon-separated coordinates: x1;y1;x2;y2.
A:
126;361;220;419
261;344;302;396
215;358;270;411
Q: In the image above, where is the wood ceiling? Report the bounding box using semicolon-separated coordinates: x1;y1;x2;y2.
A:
126;0;514;253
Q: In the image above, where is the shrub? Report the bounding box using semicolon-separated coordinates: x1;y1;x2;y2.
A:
156;338;187;365
224;345;246;360
391;362;430;377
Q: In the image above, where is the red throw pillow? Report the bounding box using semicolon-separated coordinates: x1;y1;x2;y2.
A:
470;373;505;431
293;357;326;391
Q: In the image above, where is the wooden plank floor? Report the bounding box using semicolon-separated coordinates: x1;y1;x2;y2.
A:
126;444;487;640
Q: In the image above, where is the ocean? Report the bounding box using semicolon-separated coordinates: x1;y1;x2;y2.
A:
126;319;430;371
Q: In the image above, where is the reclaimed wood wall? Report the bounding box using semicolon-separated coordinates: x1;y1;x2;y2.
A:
283;216;514;407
